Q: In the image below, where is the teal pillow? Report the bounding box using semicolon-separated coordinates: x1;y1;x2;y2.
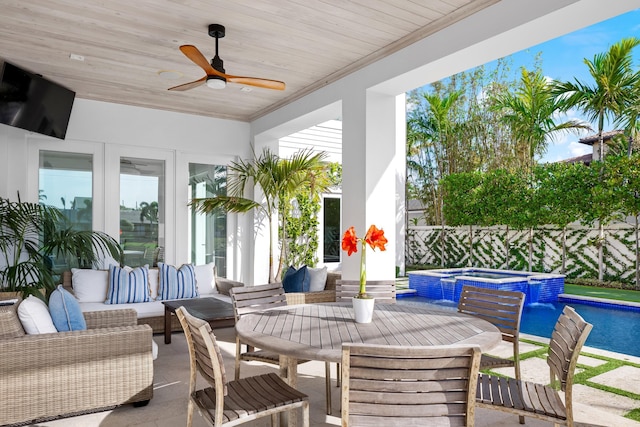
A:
282;265;311;293
49;285;87;332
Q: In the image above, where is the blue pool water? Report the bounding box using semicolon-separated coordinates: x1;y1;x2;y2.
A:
397;296;640;357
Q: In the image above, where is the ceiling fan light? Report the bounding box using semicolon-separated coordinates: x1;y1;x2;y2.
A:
206;77;226;89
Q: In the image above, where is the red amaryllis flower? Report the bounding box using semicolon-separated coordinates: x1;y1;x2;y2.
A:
341;224;388;297
364;224;388;252
341;226;359;256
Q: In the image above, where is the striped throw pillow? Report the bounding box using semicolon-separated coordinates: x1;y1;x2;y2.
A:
158;263;199;300
105;265;150;304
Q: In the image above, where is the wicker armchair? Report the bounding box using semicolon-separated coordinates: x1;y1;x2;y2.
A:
0;302;154;426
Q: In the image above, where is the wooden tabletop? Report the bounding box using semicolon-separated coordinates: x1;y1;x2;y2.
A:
235;302;502;364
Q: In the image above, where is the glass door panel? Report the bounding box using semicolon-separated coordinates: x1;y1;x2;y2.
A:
120;157;165;267
39;151;93;272
188;163;227;277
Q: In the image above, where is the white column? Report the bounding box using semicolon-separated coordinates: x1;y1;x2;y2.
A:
341;89;401;281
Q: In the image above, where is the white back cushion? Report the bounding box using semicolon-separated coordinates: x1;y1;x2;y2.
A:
194;262;217;294
71;268;109;303
18;295;57;334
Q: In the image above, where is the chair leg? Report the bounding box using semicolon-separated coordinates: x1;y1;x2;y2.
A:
187;399;195;427
235;338;242;380
302;401;310;427
325;362;332;414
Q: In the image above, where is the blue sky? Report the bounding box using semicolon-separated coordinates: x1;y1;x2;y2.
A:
474;9;640;163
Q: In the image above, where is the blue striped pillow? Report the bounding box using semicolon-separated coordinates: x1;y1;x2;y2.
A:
105;266;150;304
158;263;199;300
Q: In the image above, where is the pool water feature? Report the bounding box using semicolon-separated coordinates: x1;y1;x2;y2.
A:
408;268;564;305
397;296;640;357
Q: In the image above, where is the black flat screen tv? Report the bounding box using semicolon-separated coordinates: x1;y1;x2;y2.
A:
0;61;75;139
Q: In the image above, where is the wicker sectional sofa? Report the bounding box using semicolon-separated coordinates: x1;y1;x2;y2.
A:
61;269;243;334
0;302;154;426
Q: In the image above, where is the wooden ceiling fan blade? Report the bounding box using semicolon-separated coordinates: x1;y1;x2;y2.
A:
168;76;206;91
179;45;224;77
227;75;286;90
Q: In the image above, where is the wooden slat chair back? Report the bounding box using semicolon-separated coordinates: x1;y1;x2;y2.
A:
176;307;309;427
229;283;288;321
341;343;481;427
229;284;335;415
476;306;592;426
335;280;396;303
458;286;525;375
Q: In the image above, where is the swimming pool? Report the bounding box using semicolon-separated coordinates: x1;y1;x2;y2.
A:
397;296;640;357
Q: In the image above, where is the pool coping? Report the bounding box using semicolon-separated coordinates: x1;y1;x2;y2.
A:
559;293;640;310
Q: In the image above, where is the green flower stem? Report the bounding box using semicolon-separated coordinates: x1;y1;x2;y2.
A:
359;242;367;296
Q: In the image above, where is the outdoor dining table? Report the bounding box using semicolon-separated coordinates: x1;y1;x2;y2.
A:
235;301;502;427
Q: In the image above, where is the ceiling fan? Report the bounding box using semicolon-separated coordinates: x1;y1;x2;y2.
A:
168;24;285;92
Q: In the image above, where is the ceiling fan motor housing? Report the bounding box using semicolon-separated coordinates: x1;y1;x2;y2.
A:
208;24;225;39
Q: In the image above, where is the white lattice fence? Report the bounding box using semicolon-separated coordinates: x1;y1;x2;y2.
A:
407;223;637;282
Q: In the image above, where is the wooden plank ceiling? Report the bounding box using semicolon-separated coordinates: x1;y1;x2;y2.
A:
0;0;495;122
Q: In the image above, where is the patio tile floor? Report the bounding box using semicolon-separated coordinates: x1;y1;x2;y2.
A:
27;326;640;427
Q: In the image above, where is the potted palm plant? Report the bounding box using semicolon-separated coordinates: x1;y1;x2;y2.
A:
0;195;122;299
190;148;329;283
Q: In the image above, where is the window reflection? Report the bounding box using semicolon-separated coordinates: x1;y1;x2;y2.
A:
188;163;227;276
39;151;93;272
120;157;165;267
323;197;341;263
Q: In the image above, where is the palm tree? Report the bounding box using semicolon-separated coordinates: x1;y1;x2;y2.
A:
407;90;463;225
190;148;329;283
552;37;640;281
494;68;591;171
552;37;640;161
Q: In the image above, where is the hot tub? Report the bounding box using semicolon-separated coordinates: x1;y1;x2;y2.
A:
408;268;564;304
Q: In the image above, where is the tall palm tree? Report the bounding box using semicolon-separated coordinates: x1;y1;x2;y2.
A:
552;37;640;280
494;68;591;171
190;148;329;283
407;90;462;225
552;37;640;161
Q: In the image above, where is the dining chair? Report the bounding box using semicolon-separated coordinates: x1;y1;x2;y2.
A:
229;283;334;415
335;280;397;303
175;306;309;427
458;285;525;372
341;342;481;427
476;305;592;426
334;279;397;388
458;285;526;422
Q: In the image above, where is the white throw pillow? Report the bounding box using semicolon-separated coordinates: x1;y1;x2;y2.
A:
308;266;328;292
71;268;109;303
194;262;217;294
17;295;57;334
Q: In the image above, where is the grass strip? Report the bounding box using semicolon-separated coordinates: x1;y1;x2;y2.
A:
564;283;640;303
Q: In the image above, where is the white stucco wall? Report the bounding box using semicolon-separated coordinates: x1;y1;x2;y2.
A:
0;98;253;283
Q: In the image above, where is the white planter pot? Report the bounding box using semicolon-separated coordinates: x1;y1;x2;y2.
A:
352;297;375;323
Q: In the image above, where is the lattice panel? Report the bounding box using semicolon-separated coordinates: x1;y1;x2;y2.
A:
407;223;638;283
